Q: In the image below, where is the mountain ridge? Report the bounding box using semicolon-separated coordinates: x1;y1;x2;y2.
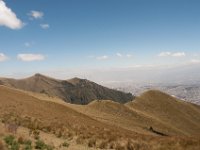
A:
0;73;134;104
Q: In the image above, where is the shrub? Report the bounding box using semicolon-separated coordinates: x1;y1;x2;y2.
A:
35;140;46;149
23;140;32;150
10;141;20;150
62;141;69;147
4;135;15;145
33;130;40;140
127;140;134;150
34;140;53;150
45;145;53;150
88;138;96;147
56;130;62;138
4;135;20;150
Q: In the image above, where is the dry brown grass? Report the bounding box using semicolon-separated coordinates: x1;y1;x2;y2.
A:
126;90;200;136
0;86;200;149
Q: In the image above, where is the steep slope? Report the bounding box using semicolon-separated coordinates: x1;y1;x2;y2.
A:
0;86;200;149
69;100;183;136
21;86;200;137
0;86;142;149
126;90;200;136
0;74;133;104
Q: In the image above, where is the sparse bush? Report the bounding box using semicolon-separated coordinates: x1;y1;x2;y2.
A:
4;135;20;150
88;138;96;147
4;135;15;145
35;140;53;150
35;140;46;149
11;141;20;150
127;140;134;150
45;145;53;150
62;141;69;147
99;140;107;149
33;130;40;139
23;140;32;150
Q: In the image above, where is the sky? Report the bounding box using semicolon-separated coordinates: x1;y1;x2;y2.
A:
0;0;200;79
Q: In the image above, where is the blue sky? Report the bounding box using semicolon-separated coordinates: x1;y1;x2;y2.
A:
0;0;200;77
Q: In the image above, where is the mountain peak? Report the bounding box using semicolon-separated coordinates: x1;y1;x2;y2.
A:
31;73;53;80
67;77;88;85
34;73;45;77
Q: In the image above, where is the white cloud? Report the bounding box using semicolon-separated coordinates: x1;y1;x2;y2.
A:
28;10;44;19
171;52;185;57
158;52;171;57
0;53;8;62
126;54;132;58
158;52;185;57
40;24;49;29
97;55;109;60
17;54;45;62
0;1;23;29
190;59;200;64
116;53;122;57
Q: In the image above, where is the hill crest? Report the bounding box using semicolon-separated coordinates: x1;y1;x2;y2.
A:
0;73;134;104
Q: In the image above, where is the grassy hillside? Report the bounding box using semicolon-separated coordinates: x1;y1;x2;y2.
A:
126;90;200;136
0;86;200;149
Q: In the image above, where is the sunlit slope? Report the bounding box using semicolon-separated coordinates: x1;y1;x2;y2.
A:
0;86;200;149
20;86;200;137
69;100;190;136
126;90;200;136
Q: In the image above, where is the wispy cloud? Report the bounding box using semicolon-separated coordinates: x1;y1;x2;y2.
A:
97;55;109;60
190;59;200;64
0;1;23;29
158;52;171;57
28;10;44;19
171;52;185;57
126;54;132;58
158;52;186;57
116;53;122;57
116;53;133;58
40;24;50;29
17;54;45;62
0;53;8;62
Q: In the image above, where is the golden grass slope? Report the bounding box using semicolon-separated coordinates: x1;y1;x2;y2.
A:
0;86;200;149
19;86;200;137
126;90;200;136
0;86;152;149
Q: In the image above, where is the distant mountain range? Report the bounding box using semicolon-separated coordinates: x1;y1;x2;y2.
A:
0;73;133;104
